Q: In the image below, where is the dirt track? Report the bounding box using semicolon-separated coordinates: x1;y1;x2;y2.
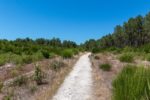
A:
52;53;93;100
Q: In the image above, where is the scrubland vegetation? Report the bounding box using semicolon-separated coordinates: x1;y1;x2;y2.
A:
1;10;150;100
0;38;80;66
90;12;150;100
0;38;82;100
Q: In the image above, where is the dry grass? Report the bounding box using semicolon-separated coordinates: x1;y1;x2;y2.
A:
91;53;124;100
35;57;79;100
0;54;81;100
36;66;72;100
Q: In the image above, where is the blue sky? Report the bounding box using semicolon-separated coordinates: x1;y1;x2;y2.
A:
0;0;150;44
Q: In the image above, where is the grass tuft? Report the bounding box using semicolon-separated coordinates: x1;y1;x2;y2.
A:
112;65;150;100
119;53;134;63
99;63;111;71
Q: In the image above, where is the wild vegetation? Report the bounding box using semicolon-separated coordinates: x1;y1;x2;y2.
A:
89;12;150;100
0;38;79;66
112;65;150;100
83;12;150;53
99;63;111;71
0;10;150;100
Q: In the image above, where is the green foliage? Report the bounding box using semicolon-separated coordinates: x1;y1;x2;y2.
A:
50;60;65;71
94;55;100;60
99;63;111;71
0;38;79;66
72;49;79;55
49;52;56;58
83;12;150;52
34;64;43;85
0;81;3;92
29;84;37;93
31;52;44;62
119;53;134;63
42;50;50;59
61;49;74;58
0;58;6;66
112;65;150;100
22;55;33;64
10;69;19;77
4;95;11;100
13;76;27;86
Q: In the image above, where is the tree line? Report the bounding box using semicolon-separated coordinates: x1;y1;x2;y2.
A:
83;12;150;52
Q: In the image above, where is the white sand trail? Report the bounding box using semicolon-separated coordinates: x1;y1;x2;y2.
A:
52;53;93;100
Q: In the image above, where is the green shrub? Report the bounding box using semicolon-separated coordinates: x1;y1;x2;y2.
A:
42;50;50;59
73;49;79;55
0;54;9;66
32;52;44;62
119;53;134;62
13;76;27;86
34;64;43;85
10;54;23;64
10;69;19;77
61;49;73;58
0;81;3;92
92;48;100;53
100;63;111;71
49;52;56;58
145;53;150;61
94;55;100;60
112;65;150;100
50;60;65;71
0;58;6;66
22;55;33;64
4;95;11;100
29;84;37;93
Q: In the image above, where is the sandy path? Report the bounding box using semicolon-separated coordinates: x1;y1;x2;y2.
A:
52;53;93;100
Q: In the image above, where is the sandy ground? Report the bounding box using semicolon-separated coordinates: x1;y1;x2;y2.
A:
91;53;124;100
52;53;93;100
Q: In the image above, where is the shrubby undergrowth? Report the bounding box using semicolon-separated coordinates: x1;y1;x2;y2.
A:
0;38;80;66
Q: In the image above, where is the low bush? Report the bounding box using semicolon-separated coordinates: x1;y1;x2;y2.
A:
10;54;23;64
0;58;6;66
49;52;56;58
13;76;27;86
32;52;44;62
112;65;150;100
61;49;74;58
50;60;65;71
73;49;79;55
42;50;50;59
10;69;19;77
99;63;111;71
29;84;37;93
94;55;100;60
145;53;150;61
3;95;11;100
34;64;43;85
0;81;3;92
119;53;134;63
0;54;9;66
22;55;33;64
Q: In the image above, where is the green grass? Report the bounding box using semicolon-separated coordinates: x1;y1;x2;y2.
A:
0;48;79;66
99;63;112;71
112;65;150;100
119;53;134;63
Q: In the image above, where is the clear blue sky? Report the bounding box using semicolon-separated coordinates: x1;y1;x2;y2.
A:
0;0;150;44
